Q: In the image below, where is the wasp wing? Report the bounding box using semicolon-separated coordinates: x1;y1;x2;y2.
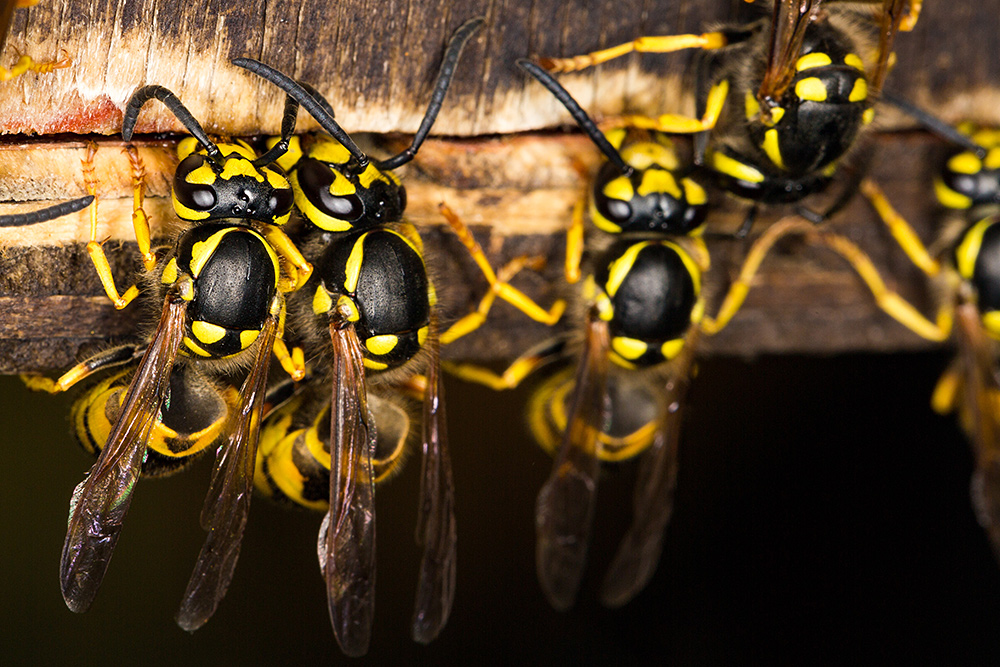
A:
411;324;458;644
535;310;611;610
175;313;278;631
757;0;823;109
318;316;375;657
600;327;699;607
868;0;910;96
954;302;1000;561
60;291;187;612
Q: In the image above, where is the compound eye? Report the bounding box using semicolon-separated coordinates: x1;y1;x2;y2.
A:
596;195;632;225
174;154;219;212
397;185;407;212
269;188;294;216
298;157;365;221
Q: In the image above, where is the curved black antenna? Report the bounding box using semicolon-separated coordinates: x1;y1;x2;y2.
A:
517;59;634;177
377;16;485;171
301;81;336;120
881;91;987;158
122;86;221;158
252;93;301;167
231;57;369;168
0;195;94;227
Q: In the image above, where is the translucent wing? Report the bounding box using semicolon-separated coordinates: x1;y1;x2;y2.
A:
868;0;911;96
954;302;1000;560
175;312;278;631
600;327;700;608
319;313;375;657
757;0;823;110
60;290;187;612
411;323;458;644
535;309;611;610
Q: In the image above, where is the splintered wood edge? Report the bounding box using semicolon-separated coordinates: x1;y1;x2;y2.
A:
1;131;950;374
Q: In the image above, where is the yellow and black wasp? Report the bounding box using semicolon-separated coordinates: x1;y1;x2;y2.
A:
229;16;501;656
540;0;921;229
24;85;310;631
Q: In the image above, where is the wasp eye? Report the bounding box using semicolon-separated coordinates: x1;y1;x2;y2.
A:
269;189;293;216
298;157;365;221
597;196;633;225
174;155;219;211
397;185;407;212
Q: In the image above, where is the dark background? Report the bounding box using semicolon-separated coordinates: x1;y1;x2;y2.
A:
2;351;999;665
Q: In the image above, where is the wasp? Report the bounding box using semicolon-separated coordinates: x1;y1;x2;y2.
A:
23;85;310;631
229;17;522;655
855;111;1000;562
539;0;921;229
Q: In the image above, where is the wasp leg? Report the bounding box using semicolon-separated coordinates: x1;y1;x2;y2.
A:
539;32;728;74
444;336;570;391
262;224;313;291
0;48;70;82
860;178;940;277
931;357;962;415
82;143;141;310
565;199;586;284
123;146;156;271
272;299;306;380
603;79;728;134
438;203;566;343
21;344;144;394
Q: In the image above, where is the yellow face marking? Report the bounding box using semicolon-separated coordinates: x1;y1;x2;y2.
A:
160;258;179;285
603;174;635;203
768;107;785;126
844;53;865;71
344;233;367;294
796;52;832;71
192;320;226;345
337;295;360;322
220;142;257;162
848;78;868;103
862;108;875;125
985;148;1000;171
604;127;627;151
359;163;394;190
189;228;231;278
330;170;357;197
710;150;764;184
264;168;290;191
795;77;828;102
620;141;679;171
762;128;785;170
660;338;685;360
366;334;398;356
311;139;354;165
220;157;265;183
637;169;681;200
595;292;614;321
956;218;993;280
183;336;213;357
982;312;1000;339
611;336;647;361
177;137;201;160
681;178;706;206
240;329;260;349
934;178;973;210
313;285;333;315
948;152;983;175
363;358;389;371
185;162;217;186
971;128;1000;149
605;242;649;297
172;192;211;221
417;326;429;346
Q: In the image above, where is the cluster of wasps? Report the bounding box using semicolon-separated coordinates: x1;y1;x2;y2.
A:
9;0;1000;654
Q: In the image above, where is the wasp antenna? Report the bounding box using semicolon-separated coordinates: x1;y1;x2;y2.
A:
517;59;634;177
252;93;301;167
0;195;94;227
378;16;485;171
123;86;221;158
881;91;987;158
232;57;370;168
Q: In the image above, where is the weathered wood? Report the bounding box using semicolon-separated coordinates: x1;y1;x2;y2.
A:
0;0;997;136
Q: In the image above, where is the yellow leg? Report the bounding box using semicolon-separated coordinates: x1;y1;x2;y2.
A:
931;359;961;415
539;31;728;73
439;203;566;332
860;179;939;277
123;146;156;270
0;49;70;82
603;79;728;134
262;224;313;292
445;338;567;391
565;199;585;284
82;143;140;310
21;344;141;394
273;298;305;380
